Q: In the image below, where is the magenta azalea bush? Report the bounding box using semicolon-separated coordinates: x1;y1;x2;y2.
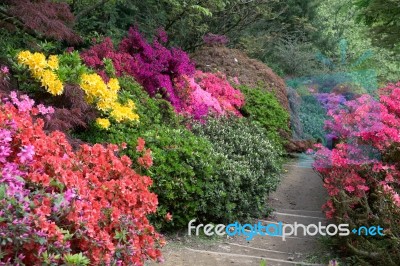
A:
313;82;400;263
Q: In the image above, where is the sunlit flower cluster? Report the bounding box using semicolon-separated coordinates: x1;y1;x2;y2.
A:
80;73;139;125
17;51;63;95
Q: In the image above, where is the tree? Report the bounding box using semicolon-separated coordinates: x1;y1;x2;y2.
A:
355;0;400;53
0;0;80;44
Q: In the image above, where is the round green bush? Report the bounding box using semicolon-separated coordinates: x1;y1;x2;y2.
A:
192;116;283;222
239;85;289;147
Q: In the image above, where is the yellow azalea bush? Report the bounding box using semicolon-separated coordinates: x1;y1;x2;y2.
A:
17;51;139;126
17;51;63;95
80;73;139;123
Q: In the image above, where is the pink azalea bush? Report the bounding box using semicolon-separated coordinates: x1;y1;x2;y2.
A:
194;71;244;116
313;82;400;262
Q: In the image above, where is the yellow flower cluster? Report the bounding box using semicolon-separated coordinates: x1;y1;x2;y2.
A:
80;73;139;123
17;51;63;95
16;51;139;127
96;118;111;129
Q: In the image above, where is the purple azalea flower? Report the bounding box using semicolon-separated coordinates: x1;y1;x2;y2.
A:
17;145;35;164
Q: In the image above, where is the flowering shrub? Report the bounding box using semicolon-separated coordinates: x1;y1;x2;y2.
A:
80;37;132;81
1;65;10;81
81;28;244;119
313;82;400;263
315;93;347;111
77;78;254;230
0;93;163;265
174;72;244;119
17;51;63;95
80;73;139;127
119;27;195;111
194;71;244;116
16;50;139;129
75;78;214;230
175;75;224;119
0;65;10;94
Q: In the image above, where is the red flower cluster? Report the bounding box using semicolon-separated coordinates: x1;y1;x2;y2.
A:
1;95;164;265
136;138;153;169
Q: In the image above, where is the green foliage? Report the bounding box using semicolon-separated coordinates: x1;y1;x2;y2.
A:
315;0;400;82
238;0;321;74
63;253;90;266
299;95;326;143
0;29;35;63
141;126;220;230
70;0;322;53
192;117;282;221
269;39;321;76
355;0;400;53
239;85;289;147
72;0;224;47
57;51;90;84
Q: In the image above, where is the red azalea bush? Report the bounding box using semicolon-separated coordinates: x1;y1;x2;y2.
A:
313;82;400;263
80;37;132;81
0;93;164;265
81;28;244;119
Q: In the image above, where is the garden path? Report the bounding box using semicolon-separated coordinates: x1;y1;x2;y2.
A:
147;154;328;266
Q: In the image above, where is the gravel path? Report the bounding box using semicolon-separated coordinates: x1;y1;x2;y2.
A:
147;154;328;266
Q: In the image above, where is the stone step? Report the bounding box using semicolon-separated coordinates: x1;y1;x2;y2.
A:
232;230;323;254
274;208;326;218
266;211;327;226
146;246;325;266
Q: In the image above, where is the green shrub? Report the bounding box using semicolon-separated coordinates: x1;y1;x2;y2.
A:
299;95;327;143
239;85;289;147
192;116;283;222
